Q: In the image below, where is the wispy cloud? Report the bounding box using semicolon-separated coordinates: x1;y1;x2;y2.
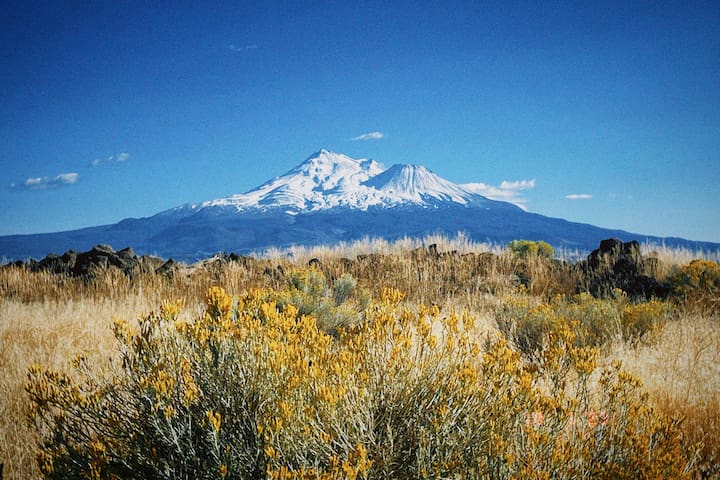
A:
91;152;130;167
350;131;385;141
499;180;535;190
11;172;79;190
565;193;593;200
229;44;258;52
462;179;535;210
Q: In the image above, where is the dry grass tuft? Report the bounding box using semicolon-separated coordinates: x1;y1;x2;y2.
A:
0;295;157;479
612;312;720;478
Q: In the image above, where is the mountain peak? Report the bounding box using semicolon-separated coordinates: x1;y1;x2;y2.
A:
314;148;334;156
363;163;479;205
305;148;343;161
295;149;359;171
200;151;385;212
196;151;486;213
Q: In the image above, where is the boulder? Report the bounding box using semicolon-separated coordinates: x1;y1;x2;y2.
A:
30;250;77;275
156;258;179;277
228;253;254;267
8;245;165;278
71;244;139;277
582;238;670;300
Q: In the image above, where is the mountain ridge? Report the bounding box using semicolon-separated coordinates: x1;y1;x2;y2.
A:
1;150;718;261
174;149;499;215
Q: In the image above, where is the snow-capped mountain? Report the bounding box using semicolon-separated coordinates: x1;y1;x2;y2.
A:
1;149;718;261
196;150;386;213
175;149;486;214
362;163;485;205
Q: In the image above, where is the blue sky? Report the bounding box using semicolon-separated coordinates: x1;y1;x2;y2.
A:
2;1;719;242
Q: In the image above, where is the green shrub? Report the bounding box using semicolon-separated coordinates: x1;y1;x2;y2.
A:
282;269;368;334
508;240;555;258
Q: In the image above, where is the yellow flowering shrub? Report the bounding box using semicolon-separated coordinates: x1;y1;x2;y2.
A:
669;259;720;311
495;291;673;356
507;239;555;258
26;276;690;479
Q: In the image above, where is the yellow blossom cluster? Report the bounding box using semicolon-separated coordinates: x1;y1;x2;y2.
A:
495;290;674;357
26;275;691;479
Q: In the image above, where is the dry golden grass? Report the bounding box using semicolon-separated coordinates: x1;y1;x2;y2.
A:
261;232;502;261
0;295;157;479
642;242;720;267
1;236;719;478
611;312;720;478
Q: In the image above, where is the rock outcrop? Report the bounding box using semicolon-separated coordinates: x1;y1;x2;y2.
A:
581;238;670;300
17;244;163;278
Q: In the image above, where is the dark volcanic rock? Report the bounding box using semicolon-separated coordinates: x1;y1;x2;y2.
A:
72;244;140;277
30;250;77;275
156;258;178;277
117;247;138;263
15;244;147;278
225;253;260;269
582;238;670;300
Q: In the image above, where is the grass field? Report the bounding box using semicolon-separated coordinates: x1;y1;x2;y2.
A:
1;236;718;479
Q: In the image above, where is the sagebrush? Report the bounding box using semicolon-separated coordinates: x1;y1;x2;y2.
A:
27;281;692;479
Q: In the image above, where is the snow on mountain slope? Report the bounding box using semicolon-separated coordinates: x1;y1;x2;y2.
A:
362;163;483;205
196;149;384;212
188;149;490;214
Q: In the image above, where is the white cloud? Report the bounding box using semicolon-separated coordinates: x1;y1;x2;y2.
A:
15;172;79;190
565;193;593;200
229;44;258;52
56;173;79;184
91;152;130;167
350;131;385;141
499;179;536;190
462;179;535;210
